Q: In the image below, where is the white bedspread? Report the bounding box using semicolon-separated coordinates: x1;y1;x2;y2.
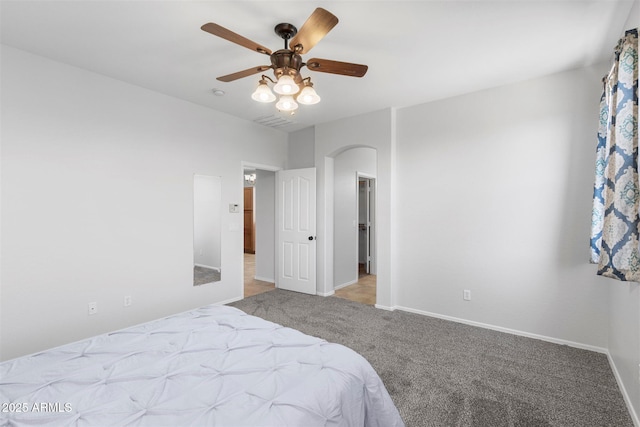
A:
1;305;404;427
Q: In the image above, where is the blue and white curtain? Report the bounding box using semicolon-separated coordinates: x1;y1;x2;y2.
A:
591;28;639;281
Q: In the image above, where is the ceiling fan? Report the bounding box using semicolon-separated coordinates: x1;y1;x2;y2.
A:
201;7;368;112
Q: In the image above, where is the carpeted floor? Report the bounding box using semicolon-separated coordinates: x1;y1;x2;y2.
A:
230;289;633;427
193;266;220;285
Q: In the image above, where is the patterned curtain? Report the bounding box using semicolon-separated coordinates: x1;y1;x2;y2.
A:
590;28;639;281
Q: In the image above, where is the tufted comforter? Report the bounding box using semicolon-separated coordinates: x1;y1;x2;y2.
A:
0;305;404;427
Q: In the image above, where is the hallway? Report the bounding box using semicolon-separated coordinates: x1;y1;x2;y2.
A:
243;253;275;297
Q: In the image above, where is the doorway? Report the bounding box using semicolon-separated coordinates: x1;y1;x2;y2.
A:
358;176;376;276
332;147;377;305
334;174;376;305
244;186;255;254
242;167;276;297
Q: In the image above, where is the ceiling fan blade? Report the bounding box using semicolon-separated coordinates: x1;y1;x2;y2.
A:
201;23;272;56
289;8;338;54
306;58;368;77
217;65;272;82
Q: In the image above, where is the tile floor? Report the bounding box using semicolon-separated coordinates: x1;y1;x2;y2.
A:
243;255;376;305
333;265;376;305
244;253;276;297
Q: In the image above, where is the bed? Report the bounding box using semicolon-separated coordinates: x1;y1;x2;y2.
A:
0;304;404;426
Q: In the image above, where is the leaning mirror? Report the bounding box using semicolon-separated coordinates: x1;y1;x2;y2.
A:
193;174;222;285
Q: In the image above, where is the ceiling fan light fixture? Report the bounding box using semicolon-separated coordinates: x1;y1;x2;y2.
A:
251;81;276;103
202;8;368;114
297;84;320;105
276;95;298;112
273;74;299;95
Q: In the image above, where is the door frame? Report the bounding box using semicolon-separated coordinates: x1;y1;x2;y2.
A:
356;172;376;280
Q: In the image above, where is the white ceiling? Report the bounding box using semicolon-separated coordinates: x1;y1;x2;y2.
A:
1;1;635;132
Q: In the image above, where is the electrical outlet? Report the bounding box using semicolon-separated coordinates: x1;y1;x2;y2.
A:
463;290;471;301
124;296;132;307
88;302;97;315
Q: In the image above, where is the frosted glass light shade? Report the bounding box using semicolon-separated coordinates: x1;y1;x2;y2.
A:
273;74;299;95
297;86;321;105
276;95;298;111
251;83;276;103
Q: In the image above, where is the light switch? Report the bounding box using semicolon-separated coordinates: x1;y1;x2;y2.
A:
229;203;240;213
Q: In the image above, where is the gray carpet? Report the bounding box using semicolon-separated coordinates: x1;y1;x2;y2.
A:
193;266;220;285
230;289;633;427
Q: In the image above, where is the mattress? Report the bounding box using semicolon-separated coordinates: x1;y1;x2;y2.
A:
0;304;404;427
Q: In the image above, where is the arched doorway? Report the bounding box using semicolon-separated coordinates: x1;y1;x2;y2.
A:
332;147;377;305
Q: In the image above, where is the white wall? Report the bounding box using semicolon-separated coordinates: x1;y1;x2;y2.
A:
333;147;376;288
313;62;619;350
193;174;221;271
396;64;610;348
610;280;640;423
255;169;276;282
288;127;315;169
314;109;397;308
0;46;288;361
607;2;640;422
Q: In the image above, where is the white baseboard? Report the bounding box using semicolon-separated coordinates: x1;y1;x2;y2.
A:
334;279;358;291
254;276;275;283
215;295;243;306
374;304;395;311
393;305;608;354
194;264;220;272
606;352;640;427
317;290;335;297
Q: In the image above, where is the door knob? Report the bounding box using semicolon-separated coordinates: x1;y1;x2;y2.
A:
308;236;315;241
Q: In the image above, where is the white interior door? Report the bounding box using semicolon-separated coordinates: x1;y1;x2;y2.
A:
276;168;316;294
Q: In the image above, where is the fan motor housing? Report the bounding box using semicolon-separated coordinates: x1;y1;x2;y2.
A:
271;49;303;77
